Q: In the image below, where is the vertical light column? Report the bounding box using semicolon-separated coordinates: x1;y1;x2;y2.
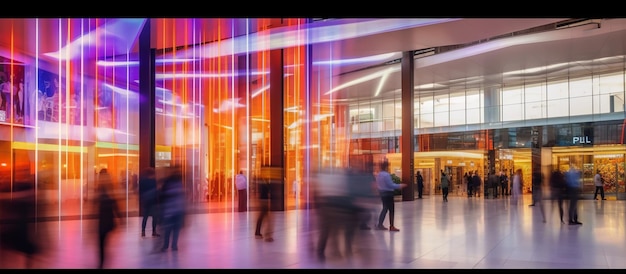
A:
303;19;312;209
56;18;62;218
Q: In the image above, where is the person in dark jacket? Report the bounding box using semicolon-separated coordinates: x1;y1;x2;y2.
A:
255;177;274;242
139;167;160;237
472;171;481;197
500;171;509;196
0;179;39;268
550;169;567;224
160;166;186;251
565;166;583;225
416;170;424;199
440;170;450;202
96;169;123;269
465;172;473;197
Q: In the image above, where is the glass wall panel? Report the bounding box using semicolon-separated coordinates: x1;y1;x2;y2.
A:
434;112;449;127
449;91;466;126
502;87;523;122
547;98;569;118
382;100;395;119
434;93;449;127
525;83;546;103
599;72;625;114
450;109;466;125
282;19;309;209
418;92;434;128
502;86;522;105
0;18;143;218
547;80;569;100
570;76;593;97
466;89;482;124
570;96;593;116
420;112;434;128
525;102;544;120
524;83;546;120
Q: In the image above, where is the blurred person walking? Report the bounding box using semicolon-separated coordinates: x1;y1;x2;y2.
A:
139;167;160;237
593;170;606;200
511;169;523;203
549;169;567;224
491;171;500;198
529;170;542;207
487;171;500;199
160;167;187;251
441;170;450;202
0;177;39;268
415;170;424;199
565;166;583;225
344;164;378;253
375;159;406;231
500;171;509;197
235;170;248;212
465;171;473;197
96;169;124;269
313;168;350;261
255;178;274;242
530;170;546;222
314;164;377;261
472;171;481;197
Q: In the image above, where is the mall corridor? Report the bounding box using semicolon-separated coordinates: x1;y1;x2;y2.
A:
1;194;626;269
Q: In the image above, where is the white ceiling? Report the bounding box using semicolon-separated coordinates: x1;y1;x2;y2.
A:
323;18;626;103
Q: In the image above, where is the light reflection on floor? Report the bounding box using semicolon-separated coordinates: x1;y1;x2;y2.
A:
1;194;626;269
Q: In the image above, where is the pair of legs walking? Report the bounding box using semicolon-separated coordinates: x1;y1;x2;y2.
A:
141;203;159;237
255;199;273;241
377;192;399;231
316;205;359;261
568;187;582;225
161;214;183;251
594;186;606;200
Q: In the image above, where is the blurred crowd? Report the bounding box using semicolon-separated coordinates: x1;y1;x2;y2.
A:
0;165;189;268
311;159;400;262
1;159;590;268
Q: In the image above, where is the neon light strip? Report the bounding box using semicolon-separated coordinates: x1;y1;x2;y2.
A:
57;18;62;219
12;141;86;153
245;18;251;211
96;141;139;150
80;18;85;219
96;58;197;66
98;153;139;157
125;40;131;218
34;18;40;222
231;19;237;210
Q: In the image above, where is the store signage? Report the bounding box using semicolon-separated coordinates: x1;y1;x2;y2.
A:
572;136;592;144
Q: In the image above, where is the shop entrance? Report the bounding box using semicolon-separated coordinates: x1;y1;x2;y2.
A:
551;145;626;200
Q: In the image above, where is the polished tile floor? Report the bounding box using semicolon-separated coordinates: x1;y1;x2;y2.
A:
1;194;625;269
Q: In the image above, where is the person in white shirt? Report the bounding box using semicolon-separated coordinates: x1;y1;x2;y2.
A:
235;170;248;212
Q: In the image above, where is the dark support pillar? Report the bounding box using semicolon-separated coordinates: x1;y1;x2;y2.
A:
401;51;415;201
139;20;155;214
269;48;285;211
236;55;249;173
